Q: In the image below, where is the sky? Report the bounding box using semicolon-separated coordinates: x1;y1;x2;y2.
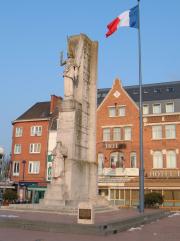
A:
0;0;180;154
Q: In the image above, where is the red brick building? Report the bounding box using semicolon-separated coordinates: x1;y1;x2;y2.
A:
97;79;180;207
11;95;62;202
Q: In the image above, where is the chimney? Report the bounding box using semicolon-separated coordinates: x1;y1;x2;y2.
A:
50;95;62;114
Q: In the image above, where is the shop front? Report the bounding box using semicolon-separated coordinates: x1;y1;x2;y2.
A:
98;176;180;208
17;182;47;203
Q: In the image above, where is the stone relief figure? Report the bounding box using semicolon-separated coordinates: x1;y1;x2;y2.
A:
61;36;84;99
51;141;67;182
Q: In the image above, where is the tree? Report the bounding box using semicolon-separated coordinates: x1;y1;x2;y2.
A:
3;189;17;203
144;192;164;208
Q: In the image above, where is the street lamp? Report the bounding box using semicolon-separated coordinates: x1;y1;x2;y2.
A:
22;160;26;181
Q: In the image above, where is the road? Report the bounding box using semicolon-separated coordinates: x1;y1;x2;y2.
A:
0;212;180;241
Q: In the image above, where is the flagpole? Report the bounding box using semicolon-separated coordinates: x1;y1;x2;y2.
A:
137;0;144;213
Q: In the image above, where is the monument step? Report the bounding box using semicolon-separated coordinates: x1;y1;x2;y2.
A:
4;203;116;215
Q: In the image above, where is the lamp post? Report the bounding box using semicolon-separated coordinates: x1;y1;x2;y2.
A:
9;160;12;180
22;160;26;181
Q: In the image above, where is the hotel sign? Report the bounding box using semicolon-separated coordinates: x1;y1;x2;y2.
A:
150;170;180;178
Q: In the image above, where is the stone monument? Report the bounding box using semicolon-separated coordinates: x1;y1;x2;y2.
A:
41;34;104;207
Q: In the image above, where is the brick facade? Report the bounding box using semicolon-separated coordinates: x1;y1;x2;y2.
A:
11;95;62;202
97;79;180;207
97;78;140;169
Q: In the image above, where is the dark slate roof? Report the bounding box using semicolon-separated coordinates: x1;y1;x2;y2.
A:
97;81;180;106
15;102;50;121
97;88;110;106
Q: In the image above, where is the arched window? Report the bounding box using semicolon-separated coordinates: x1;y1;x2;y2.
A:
110;152;124;169
166;150;176;168
153;151;163;168
98;153;104;175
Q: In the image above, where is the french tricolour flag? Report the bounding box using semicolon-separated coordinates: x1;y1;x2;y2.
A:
106;5;139;37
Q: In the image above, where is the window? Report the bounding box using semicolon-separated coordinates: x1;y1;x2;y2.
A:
166;87;174;93
119;106;126;116
98;153;104;175
103;128;110;141
110;152;124;168
154;88;161;93
143;105;149;115
113;127;121;141
124;127;132;141
166;151;176;168
143;89;148;94
15;127;23;137
14;144;21;154
153;151;163;168
31;126;42;136
152;125;162;139
153;104;161;114
29;143;41;153
166;102;174;113
28;161;40;174
13;161;20;176
130;152;137;168
108;107;116;117
165;125;176;139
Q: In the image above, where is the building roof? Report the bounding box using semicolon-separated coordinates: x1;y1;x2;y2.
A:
13;80;180;122
15;102;51;121
97;81;180;106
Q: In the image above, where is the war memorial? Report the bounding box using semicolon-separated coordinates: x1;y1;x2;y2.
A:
0;34;170;235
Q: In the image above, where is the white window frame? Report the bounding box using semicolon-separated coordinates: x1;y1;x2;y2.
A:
143;105;149;115
153;103;161;114
110;152;124;168
108;107;116;117
13;161;20;176
15;127;23;137
29;143;41;153
153;151;163;169
103;128;111;141
166;150;176;168
14;144;21;154
165;125;176;139
152;125;162;140
28;161;40;174
118;106;126;117
113;127;121;141
130;152;137;168
165;102;174;113
124;127;132;141
30;126;42;136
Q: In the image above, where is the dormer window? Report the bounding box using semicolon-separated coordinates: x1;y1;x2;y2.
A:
133;90;138;94
166;87;174;93
154;88;161;93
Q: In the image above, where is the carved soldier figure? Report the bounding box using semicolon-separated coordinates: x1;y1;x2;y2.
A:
63;54;79;99
61;37;84;100
51;141;67;183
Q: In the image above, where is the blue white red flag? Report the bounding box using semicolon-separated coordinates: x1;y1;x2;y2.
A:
106;5;139;37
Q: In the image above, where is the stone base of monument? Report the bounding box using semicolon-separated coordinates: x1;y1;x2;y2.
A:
4;195;117;215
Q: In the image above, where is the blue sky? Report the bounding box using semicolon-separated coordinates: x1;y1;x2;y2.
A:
1;0;180;154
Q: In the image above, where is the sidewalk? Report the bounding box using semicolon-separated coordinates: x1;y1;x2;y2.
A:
0;208;170;235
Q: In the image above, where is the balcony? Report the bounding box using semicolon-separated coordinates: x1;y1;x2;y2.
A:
99;168;139;177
